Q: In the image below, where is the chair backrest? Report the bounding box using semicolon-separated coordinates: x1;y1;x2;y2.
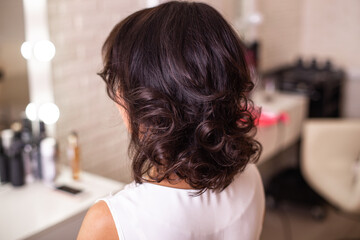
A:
301;119;360;213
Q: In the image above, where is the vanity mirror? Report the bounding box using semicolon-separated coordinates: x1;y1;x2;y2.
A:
0;0;29;130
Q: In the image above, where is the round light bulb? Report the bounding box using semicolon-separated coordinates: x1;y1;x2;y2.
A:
38;103;60;125
248;13;263;25
33;40;56;62
21;41;32;60
25;103;37;121
146;0;159;7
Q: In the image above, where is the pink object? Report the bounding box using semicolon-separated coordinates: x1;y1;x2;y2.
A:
257;110;290;127
279;112;290;124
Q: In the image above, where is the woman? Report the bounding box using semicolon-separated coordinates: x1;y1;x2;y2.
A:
78;1;264;239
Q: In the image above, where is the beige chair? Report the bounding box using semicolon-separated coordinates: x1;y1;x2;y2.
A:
301;119;360;213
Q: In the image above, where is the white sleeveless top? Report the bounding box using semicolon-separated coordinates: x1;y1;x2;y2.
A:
99;164;265;240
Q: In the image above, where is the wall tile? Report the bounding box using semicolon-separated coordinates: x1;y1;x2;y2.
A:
48;0;148;183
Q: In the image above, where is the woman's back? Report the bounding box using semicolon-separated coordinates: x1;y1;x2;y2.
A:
100;164;264;240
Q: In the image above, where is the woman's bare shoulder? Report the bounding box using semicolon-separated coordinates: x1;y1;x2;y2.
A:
77;200;118;240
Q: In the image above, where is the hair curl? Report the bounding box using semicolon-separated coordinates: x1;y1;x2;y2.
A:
99;1;262;194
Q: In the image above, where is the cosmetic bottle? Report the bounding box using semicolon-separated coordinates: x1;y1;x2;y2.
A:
40;138;58;184
22;144;34;183
21;118;35;183
9;123;25;187
67;131;80;180
1;129;13;153
0;129;13;183
39;120;47;140
31;120;47;180
30;144;41;180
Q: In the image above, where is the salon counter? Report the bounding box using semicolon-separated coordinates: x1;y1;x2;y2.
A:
253;90;308;163
0;167;125;240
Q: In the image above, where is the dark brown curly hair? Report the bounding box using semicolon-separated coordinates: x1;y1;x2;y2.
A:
99;1;261;194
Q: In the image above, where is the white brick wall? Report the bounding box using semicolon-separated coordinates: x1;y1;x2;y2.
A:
300;0;360;70
257;0;303;71
48;0;152;183
258;0;360;71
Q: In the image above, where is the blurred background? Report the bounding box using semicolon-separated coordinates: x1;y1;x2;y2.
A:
0;0;359;239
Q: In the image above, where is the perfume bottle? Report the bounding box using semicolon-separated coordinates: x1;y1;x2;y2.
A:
30;120;47;180
40;138;58;183
9;123;25;187
21;117;35;183
67;131;80;180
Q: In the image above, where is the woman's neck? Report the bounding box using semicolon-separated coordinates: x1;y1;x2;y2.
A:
151;178;193;189
144;170;194;189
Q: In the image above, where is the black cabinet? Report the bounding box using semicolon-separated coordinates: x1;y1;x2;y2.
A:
264;59;344;118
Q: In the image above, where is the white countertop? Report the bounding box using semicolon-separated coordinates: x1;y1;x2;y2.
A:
252;90;308;163
0;166;125;240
